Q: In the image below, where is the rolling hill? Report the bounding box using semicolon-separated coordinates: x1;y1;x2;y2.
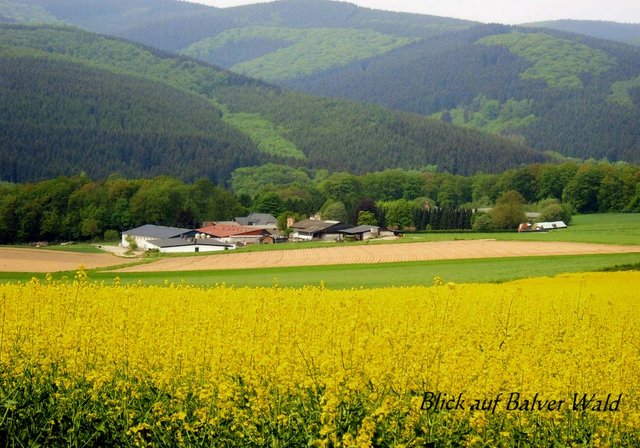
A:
3;0;477;48
525;20;640;47
0;24;546;183
285;24;640;162
10;0;639;165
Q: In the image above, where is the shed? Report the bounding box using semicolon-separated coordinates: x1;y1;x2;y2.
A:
146;237;235;253
121;225;194;250
289;219;348;242
339;225;380;241
532;221;567;231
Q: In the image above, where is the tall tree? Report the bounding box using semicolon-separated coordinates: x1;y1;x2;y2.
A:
490;190;526;229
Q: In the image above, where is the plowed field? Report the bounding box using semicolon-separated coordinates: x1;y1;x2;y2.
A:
0;247;121;272
114;240;640;273
2;241;639;274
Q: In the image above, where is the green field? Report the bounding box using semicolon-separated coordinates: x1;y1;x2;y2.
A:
1;243;106;253
36;243;106;253
401;213;640;245
2;252;639;289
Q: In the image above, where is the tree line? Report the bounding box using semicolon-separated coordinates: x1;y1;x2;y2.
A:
0;160;637;243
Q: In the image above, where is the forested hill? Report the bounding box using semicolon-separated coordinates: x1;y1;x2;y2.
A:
4;1;640;165
3;0;476;51
525;20;640;47
1;0;477;83
0;0;213;34
285;24;640;163
0;24;547;183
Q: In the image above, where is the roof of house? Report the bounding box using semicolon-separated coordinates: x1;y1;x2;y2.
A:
290;219;345;233
122;224;193;239
340;225;379;235
235;213;277;226
147;238;233;248
197;224;267;238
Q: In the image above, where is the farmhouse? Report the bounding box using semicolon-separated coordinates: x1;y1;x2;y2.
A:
121;224;194;250
289;219;349;242
339;225;380;241
146;237;235;253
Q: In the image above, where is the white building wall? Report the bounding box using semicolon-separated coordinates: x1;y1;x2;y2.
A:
319;233;343;242
290;232;313;241
157;245;232;254
121;234;157;250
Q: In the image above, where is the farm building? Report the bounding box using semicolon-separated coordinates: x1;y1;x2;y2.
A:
289;219;349;242
197;224;270;245
146;237;235;253
532;221;567;230
518;221;568;232
121;225;194;250
339;225;380;241
235;213;278;229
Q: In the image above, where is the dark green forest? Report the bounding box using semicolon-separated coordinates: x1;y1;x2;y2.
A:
3;0;476;52
1;161;638;244
4;1;640;165
285;25;640;162
0;52;265;183
525;20;640;47
0;24;546;183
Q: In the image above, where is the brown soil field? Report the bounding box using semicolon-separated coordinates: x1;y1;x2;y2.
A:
114;240;640;273
0;247;122;272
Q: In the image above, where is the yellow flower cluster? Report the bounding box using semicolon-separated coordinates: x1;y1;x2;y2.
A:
0;271;639;446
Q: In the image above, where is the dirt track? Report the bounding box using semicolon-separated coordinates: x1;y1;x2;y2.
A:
114;240;640;273
0;247;121;273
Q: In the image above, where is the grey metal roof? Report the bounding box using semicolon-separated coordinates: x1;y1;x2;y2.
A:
122;225;193;239
147;238;233;248
290;219;345;233
235;213;277;226
340;225;379;235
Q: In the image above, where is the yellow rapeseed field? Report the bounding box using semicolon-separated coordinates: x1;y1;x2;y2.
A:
0;270;639;446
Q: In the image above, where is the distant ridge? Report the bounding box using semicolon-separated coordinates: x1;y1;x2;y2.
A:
524;20;640;47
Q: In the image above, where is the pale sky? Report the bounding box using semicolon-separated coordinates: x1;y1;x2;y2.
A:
192;0;640;25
